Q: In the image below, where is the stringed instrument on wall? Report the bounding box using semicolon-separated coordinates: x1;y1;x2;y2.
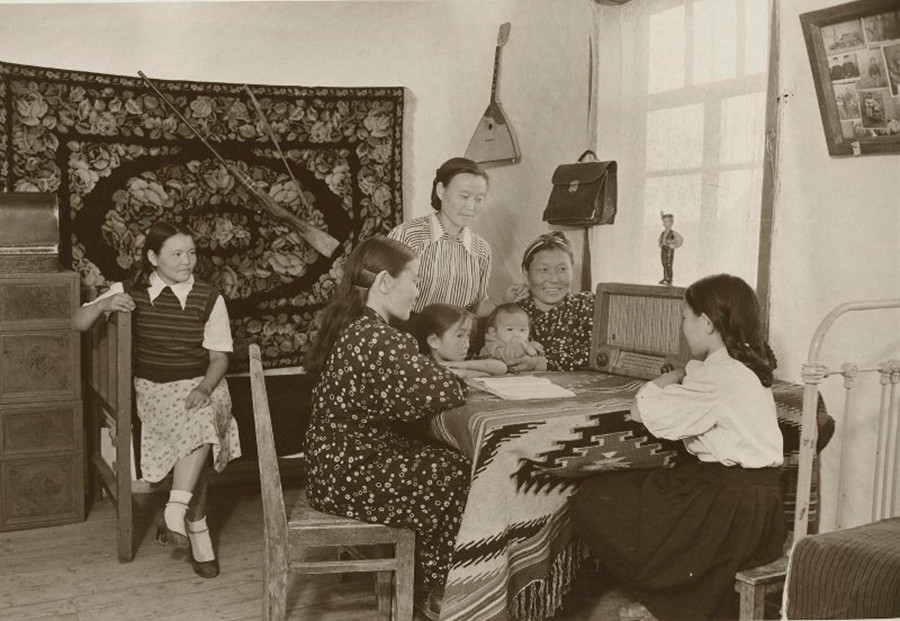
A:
465;22;520;166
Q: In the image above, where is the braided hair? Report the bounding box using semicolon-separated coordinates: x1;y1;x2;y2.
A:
684;274;777;387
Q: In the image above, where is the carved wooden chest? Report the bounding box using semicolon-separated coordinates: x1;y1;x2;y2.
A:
0;271;82;530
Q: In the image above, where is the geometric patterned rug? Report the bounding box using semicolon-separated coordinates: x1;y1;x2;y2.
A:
0;60;403;370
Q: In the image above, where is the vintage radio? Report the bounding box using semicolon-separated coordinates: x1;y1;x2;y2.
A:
590;282;690;379
0;192;60;272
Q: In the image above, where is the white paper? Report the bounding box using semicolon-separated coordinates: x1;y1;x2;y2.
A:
467;375;575;400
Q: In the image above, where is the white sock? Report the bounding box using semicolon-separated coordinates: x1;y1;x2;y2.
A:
188;516;215;562
164;489;192;536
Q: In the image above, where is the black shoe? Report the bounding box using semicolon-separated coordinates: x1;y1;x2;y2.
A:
190;552;220;579
156;521;190;550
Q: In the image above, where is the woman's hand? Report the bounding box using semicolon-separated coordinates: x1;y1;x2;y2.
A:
503;283;530;303
506;355;548;374
626;402;642;423
185;385;211;410
100;293;135;313
449;367;491;379
651;367;686;388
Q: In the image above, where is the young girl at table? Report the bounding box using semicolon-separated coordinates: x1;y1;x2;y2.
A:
414;303;508;378
304;239;472;620
572;273;784;621
71;221;240;579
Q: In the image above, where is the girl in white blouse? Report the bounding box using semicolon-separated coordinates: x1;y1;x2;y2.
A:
572;274;785;621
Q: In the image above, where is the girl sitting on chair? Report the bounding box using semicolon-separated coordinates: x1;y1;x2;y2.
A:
303;236;471;620
71;221;241;579
572;274;785;620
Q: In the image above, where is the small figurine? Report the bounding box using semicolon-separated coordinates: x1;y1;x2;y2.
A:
658;211;683;286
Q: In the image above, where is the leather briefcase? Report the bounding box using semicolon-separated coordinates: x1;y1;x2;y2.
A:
542;150;617;226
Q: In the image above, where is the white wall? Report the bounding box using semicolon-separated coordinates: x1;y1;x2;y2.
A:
0;0;463;238
0;0;593;298
449;1;597;298
772;0;900;530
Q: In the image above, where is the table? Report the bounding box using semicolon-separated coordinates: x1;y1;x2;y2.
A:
429;372;832;621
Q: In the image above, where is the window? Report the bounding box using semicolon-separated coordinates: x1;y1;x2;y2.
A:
592;0;771;288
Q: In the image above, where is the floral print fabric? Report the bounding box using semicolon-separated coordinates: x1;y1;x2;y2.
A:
305;308;470;593
0;60;404;371
134;376;241;482
520;291;595;372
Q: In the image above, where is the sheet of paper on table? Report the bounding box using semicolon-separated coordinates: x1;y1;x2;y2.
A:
466;375;576;400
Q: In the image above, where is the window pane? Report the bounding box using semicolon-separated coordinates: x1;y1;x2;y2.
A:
646;104;704;171
745;0;770;75
693;0;738;85
642;175;702;285
710;169;761;283
721;92;766;165
648;5;686;94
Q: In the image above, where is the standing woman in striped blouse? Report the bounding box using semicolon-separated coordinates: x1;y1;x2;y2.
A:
389;157;494;317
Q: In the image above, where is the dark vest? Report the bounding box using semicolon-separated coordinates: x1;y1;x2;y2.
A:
130;279;220;383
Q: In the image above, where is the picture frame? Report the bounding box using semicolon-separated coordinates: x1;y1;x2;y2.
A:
800;0;900;156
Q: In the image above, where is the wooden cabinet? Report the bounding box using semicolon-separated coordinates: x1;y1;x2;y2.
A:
0;272;82;530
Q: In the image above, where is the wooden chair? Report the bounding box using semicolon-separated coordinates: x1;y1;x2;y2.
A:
735;299;900;619
248;344;416;621
83;309;137;562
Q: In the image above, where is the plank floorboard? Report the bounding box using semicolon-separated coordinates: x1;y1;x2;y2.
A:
1;484;635;620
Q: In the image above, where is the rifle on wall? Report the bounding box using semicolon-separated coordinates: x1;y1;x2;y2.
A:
138;71;340;258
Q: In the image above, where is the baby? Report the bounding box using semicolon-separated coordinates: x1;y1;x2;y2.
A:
479;303;545;364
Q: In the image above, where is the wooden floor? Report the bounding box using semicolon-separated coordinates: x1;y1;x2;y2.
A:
0;484;631;621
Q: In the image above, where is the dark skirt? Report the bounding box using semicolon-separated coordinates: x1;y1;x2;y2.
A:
571;460;786;620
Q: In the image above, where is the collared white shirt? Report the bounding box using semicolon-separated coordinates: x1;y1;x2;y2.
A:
388;212;492;313
633;347;783;468
428;211;472;250
86;272;233;352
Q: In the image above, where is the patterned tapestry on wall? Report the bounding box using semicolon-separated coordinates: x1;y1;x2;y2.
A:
0;61;403;370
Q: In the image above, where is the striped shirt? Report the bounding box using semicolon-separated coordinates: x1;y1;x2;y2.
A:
388;212;492;313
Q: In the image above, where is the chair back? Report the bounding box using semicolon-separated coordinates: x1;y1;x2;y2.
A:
794;299;900;541
249;344;289;572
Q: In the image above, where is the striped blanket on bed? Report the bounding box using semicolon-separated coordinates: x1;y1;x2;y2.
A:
785;517;900;619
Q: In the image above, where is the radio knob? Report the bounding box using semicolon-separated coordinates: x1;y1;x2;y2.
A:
595;353;609;367
660;362;674;374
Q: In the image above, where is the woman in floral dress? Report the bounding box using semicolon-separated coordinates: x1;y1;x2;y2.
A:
304;236;470;618
504;231;595;372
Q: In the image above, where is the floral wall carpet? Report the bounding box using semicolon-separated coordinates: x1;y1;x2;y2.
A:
0;60;404;370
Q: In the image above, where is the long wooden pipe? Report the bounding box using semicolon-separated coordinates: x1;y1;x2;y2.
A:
137;71;340;258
